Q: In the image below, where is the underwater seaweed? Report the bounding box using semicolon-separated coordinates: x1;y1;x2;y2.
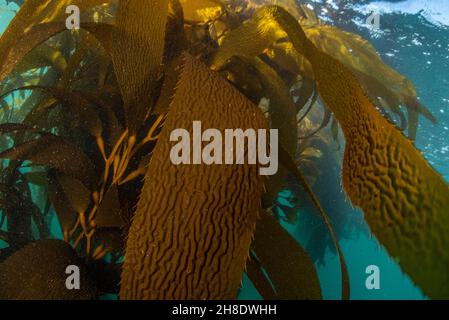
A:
0;0;447;300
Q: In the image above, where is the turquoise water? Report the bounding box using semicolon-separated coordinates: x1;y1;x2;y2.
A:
1;0;448;300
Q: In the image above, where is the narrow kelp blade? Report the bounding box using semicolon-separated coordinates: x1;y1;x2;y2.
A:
249;210;322;299
120;54;267;300
112;0;169;133
219;5;449;299
225;56;297;206
303;24;437;139
279;144;350;299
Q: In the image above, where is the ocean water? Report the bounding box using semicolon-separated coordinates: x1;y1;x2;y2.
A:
0;0;448;300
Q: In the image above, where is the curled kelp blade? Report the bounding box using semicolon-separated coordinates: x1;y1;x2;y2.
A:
302;24;437;139
249;210;322;299
244;6;449;299
111;0;169;133
0;85;102;137
306;48;449;299
223;56;297;206
120;53;267;300
0;239;97;300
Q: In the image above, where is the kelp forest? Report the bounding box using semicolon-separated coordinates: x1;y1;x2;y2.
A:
0;0;448;300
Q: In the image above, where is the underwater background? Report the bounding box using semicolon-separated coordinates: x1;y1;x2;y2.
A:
0;0;448;300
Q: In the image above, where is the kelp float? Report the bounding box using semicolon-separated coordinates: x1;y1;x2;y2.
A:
0;0;448;300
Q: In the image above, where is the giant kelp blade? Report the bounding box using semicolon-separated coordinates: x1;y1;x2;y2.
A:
47;172;78;231
120;54;267;300
312;49;449;298
212;7;349;299
0;134;96;188
0;22;113;82
279;145;350;300
0;240;97;299
239;57;297;206
112;0;169;133
303;24;436;138
57;174;91;214
1;85;103;137
95;184;123;229
246;256;277;300
164;0;187;64
250;210;322;299
254;6;449;299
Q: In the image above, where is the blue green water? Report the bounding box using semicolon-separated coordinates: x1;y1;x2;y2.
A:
1;0;448;300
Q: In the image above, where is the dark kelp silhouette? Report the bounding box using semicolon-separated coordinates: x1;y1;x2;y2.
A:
0;0;447;300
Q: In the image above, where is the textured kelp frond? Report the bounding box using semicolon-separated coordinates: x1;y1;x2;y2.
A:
0;85;102;137
0;240;97;299
111;0;168;133
213;4;449;298
164;0;187;64
121;54;267;299
0;133;96;188
306;43;449;298
212;4;434;140
249;210;322;299
303;24;437;139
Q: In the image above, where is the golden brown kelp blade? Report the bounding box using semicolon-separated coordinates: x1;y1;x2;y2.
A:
112;0;169;133
249;210;322;299
212;6;349;299
120;54;267;300
0;240;97;299
246;5;449;299
225;56;297;207
305;46;449;299
303;24;437;139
